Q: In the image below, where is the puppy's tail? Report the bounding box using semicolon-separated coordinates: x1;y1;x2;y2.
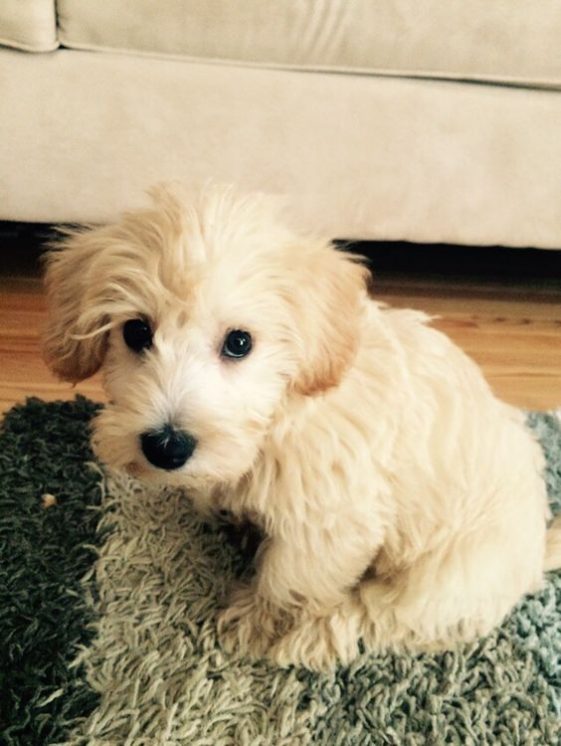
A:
545;515;561;572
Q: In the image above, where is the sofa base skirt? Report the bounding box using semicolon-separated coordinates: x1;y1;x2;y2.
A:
1;48;560;248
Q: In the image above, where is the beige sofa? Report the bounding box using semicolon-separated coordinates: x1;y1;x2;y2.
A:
1;1;561;248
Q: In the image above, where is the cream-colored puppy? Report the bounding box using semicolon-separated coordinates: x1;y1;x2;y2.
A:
44;185;561;670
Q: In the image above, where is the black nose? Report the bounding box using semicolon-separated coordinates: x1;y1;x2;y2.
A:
140;425;197;470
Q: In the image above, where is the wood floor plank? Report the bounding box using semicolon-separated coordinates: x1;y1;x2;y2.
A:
1;275;560;414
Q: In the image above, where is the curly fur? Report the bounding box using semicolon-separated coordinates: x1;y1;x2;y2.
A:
43;184;560;670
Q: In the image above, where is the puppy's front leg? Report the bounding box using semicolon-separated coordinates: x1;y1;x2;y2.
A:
218;526;378;669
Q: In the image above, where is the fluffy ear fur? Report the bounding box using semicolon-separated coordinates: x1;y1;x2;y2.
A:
43;228;111;382
290;244;370;396
42;185;191;383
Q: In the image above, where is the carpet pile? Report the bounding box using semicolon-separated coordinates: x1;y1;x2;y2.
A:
1;398;560;745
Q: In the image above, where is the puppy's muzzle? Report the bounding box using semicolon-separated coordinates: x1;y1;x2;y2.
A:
140;425;197;470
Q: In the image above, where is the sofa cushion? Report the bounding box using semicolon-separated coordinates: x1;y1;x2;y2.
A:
57;0;561;88
0;0;57;52
2;48;561;249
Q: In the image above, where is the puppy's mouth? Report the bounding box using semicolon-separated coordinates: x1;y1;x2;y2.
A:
124;458;185;481
125;460;148;479
124;453;196;484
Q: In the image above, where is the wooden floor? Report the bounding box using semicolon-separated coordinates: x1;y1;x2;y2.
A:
1;271;561;415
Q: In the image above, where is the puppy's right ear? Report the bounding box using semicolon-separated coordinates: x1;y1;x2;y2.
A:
43;229;110;382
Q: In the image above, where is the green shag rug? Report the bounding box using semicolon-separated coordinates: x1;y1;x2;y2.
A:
1;398;560;745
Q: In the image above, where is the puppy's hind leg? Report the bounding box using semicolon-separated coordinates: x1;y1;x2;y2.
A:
545;515;561;572
359;527;546;653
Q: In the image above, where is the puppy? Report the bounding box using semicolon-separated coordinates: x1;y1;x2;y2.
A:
43;184;561;670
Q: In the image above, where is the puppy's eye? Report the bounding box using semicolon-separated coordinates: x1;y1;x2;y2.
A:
123;318;153;353
221;330;252;359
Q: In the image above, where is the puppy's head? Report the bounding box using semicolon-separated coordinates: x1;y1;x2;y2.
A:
44;185;368;491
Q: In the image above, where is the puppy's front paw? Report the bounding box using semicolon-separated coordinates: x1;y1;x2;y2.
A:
269;602;362;671
217;584;282;659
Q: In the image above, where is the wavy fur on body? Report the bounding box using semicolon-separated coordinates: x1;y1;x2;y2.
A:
44;185;560;670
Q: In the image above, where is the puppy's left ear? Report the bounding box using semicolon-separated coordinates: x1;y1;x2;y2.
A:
43;228;111;382
290;243;370;396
